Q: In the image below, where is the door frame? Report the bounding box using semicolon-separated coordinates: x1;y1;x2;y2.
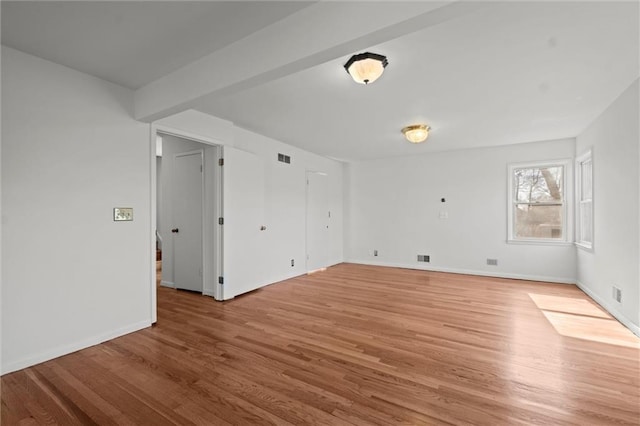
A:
149;124;223;323
172;149;205;293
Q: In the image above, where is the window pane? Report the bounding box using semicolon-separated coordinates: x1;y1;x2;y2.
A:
514;166;563;203
577;155;593;246
515;204;563;239
581;160;592;200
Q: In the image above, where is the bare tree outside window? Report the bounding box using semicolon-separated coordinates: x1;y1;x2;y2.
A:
513;165;564;239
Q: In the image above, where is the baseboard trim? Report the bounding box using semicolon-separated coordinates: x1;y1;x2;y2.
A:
576;281;640;337
345;259;576;284
1;320;152;375
160;280;175;288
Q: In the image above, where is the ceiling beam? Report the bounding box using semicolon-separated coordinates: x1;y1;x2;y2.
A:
134;1;486;122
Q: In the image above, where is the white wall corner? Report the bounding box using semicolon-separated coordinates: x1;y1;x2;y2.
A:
576;281;640;337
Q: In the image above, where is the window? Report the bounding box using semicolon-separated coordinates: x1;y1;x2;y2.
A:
575;150;593;249
508;160;570;243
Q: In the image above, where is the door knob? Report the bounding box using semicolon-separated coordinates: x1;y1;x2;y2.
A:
171;228;179;233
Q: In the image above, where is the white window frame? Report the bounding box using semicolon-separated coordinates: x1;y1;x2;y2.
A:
507;159;572;245
575;149;593;251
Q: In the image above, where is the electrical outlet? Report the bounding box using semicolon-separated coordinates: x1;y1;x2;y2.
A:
417;255;430;262
373;250;378;256
487;258;498;266
612;286;622;303
291;259;295;267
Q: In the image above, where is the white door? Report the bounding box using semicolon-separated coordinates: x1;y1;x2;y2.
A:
173;150;203;292
306;172;329;272
222;147;265;299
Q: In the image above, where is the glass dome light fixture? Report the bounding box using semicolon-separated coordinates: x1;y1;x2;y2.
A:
401;124;431;143
344;52;388;85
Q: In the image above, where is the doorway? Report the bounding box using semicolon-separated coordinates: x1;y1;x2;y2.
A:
152;130;223;321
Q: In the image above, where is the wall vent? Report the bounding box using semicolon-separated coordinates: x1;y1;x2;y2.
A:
417;255;430;262
487;258;498;266
277;153;291;164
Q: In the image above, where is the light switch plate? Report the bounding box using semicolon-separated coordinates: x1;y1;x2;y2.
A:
114;207;133;221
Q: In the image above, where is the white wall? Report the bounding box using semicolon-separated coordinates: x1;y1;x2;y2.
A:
233;127;344;285
153;112;345;295
346;139;577;283
575;79;639;335
1;47;151;374
155;110;234;146
1;41;4;374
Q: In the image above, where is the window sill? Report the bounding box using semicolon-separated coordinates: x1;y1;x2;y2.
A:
507;239;573;247
575;242;594;252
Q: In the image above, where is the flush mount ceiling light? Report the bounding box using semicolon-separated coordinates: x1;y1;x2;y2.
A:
344;52;388;84
401;124;431;144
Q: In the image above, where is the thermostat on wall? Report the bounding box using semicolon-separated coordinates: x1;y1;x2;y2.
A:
114;207;133;221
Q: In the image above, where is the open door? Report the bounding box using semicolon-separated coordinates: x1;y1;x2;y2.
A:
173;150;204;293
222;147;265;299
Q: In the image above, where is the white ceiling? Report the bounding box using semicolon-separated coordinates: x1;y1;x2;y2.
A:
194;1;639;160
1;1;312;89
2;1;638;161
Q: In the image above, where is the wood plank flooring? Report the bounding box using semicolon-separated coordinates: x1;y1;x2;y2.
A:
2;263;639;425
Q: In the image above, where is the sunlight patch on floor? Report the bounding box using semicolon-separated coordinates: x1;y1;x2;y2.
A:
529;293;640;348
528;293;609;318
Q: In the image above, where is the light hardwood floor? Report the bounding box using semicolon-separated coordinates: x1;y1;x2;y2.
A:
2;264;639;425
